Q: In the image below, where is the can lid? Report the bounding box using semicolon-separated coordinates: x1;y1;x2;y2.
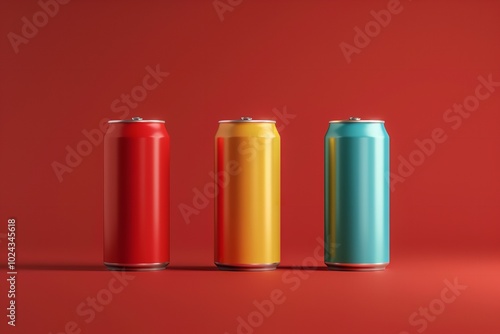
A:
329;116;384;123
219;116;276;123
108;116;165;123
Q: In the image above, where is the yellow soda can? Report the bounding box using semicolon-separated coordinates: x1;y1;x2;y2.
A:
215;117;280;271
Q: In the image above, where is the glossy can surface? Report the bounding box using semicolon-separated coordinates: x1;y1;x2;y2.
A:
104;117;169;271
215;117;280;271
324;118;389;271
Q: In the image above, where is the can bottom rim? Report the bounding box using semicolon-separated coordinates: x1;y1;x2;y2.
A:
215;262;279;272
104;262;169;271
325;262;388;271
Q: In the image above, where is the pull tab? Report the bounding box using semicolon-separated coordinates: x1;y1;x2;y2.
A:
349;117;361;121
241;116;253;121
131;117;143;121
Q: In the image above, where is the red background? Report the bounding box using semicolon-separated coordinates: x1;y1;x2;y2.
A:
1;0;499;333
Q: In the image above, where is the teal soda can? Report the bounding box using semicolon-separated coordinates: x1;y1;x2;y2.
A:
324;117;389;271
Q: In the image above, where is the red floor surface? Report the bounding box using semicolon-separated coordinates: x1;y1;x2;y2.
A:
1;251;497;334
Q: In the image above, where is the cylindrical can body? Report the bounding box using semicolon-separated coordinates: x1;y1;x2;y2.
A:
324;118;389;271
104;117;169;271
215;117;280;271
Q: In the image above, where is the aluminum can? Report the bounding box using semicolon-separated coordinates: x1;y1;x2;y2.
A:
215;117;280;271
104;117;169;271
324;117;389;271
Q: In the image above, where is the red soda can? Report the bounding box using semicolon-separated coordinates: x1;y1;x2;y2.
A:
104;117;170;271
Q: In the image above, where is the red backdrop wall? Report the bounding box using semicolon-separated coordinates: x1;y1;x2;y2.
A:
1;1;499;333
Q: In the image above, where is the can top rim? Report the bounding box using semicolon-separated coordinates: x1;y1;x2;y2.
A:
108;119;165;124
219;120;276;123
329;120;384;123
219;117;276;123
